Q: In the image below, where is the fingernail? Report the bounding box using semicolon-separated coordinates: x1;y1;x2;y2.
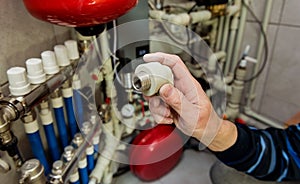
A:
143;53;160;61
160;84;173;98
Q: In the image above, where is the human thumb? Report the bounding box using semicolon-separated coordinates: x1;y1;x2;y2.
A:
159;84;183;114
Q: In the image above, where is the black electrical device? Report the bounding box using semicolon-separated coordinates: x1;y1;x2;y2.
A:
195;0;228;6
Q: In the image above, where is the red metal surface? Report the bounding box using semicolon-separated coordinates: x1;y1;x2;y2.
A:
130;125;184;181
22;0;138;27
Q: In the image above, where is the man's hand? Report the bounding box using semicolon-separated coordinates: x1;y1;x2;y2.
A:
143;52;237;152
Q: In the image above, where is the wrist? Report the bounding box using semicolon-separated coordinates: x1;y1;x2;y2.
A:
208;120;238;152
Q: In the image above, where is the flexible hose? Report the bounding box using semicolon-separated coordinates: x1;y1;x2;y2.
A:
53;105;69;148
64;96;78;138
79;157;89;184
25;127;50;175
43;124;60;161
86;145;95;173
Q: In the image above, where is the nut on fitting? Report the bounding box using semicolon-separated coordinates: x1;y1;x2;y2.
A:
133;62;174;96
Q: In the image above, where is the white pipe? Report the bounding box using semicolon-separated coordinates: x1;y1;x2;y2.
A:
230;0;249;74
225;3;241;71
246;0;273;107
89;124;120;183
221;16;230;53
208;51;227;72
98;29;117;99
149;10;212;26
190;10;212;24
202;19;219;50
216;16;225;51
243;107;283;129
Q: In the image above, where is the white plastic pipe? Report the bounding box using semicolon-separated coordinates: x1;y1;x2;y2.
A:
97;29;117;99
230;0;249;74
149;10;212;26
246;0;273;107
225;3;241;73
208;51;227;72
243;107;283;129
216;16;225;51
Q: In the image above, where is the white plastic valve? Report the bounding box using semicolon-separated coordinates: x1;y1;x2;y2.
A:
64;40;79;60
54;45;70;67
25;58;46;84
133;62;174;96
7;67;31;96
41;51;59;74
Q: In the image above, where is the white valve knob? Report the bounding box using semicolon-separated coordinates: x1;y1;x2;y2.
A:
41;51;59;74
26;58;46;84
7;67;31;96
64;40;79;60
54;45;70;67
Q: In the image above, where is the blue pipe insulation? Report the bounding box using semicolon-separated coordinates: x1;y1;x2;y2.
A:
43;123;60;161
86;145;95;173
53;106;69;148
73;89;84;125
64;96;78;138
24;120;50;175
79;157;89;184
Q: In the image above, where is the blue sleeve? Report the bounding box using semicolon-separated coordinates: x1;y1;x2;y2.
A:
213;123;300;182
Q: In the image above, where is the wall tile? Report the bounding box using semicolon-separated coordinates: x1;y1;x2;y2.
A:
263;26;300;102
259;25;300;122
260;94;300;123
239;23;278;111
246;0;285;24
281;0;300;26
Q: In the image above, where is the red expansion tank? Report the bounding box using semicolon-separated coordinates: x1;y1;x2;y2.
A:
22;0;138;27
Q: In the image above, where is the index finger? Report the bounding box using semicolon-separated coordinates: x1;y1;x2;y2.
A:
143;52;192;80
143;52;199;96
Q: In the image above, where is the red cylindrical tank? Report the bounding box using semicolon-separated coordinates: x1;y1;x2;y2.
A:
130;125;184;181
22;0;138;27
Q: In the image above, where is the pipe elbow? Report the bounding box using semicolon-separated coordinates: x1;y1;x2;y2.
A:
190;10;212;24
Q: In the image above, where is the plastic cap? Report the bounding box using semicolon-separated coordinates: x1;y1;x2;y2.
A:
64;40;79;60
54;45;70;67
41;51;59;74
7;67;31;96
239;59;247;68
26;58;46;84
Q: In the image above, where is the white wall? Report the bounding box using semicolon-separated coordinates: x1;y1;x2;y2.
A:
241;0;300;124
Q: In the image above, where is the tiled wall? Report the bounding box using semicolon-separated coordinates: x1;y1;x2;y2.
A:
242;0;300;124
0;1;71;85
